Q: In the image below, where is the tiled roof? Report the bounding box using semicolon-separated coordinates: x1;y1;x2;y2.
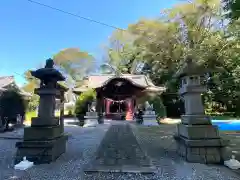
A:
0;76;32;97
74;74;166;93
0;76;15;88
87;74;151;88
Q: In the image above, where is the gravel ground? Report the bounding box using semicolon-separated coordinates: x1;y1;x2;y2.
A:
0;124;110;180
131;124;240;180
0;122;240;180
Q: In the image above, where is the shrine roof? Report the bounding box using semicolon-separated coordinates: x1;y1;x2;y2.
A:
0;76;15;88
0;76;32;97
73;74;166;93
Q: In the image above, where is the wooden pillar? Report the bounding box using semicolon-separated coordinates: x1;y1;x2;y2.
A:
106;99;111;114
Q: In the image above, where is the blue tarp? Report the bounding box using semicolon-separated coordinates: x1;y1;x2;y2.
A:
212;120;240;131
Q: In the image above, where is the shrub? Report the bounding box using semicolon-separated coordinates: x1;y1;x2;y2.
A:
148;95;166;118
65;104;75;117
0;90;26;127
26;94;39;112
75;89;96;125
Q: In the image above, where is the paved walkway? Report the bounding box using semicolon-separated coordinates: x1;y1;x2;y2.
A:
0;122;239;180
85;123;155;173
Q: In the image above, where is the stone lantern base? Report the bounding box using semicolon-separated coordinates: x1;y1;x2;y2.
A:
174;115;228;164
15;124;68;165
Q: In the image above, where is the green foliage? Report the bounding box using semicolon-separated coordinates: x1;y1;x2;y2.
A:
26;94;39;112
74;89;96;119
22;70;39;112
105;0;240;117
148;96;167;118
103;29;141;74
0;90;26;121
65;104;75;116
22;70;39;93
53;48;96;84
25;111;37;122
223;0;240;20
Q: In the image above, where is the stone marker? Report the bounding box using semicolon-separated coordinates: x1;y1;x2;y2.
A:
174;56;228;164
83;101;99;127
15;59;68;164
84;112;99;127
142;101;158;126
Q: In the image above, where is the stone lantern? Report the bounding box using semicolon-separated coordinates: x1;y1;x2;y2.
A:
174;56;228;164
15;59;68;164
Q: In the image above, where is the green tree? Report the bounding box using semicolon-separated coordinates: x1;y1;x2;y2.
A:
105;0;240;116
53;48;96;85
223;0;240;20
103;29;142;73
22;70;39;92
0;90;26;129
75;89;96;125
22;70;39;111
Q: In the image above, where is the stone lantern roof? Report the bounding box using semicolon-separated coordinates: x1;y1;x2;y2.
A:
174;56;209;79
30;59;65;82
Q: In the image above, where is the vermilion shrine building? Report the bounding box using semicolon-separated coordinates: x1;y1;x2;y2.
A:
73;74;166;120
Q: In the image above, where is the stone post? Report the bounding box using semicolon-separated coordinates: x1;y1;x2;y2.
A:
60;91;65;131
142;101;158;126
84;100;99;127
174;56;228;164
15;59;68;164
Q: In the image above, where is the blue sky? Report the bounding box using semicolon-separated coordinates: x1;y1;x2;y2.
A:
0;0;180;86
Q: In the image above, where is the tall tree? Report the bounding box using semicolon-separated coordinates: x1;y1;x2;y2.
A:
22;70;39;93
105;0;240;116
53;48;96;86
103;29;142;73
223;0;240;20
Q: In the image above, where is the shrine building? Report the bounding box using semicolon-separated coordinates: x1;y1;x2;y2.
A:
73;74;166;120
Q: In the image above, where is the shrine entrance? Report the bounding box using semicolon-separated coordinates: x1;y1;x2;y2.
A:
109;101;127;114
107;100;128;120
96;77;144;121
73;74;166;121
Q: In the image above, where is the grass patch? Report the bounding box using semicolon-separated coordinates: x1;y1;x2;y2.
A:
25;111;37;122
24;111;62;123
211;116;239;120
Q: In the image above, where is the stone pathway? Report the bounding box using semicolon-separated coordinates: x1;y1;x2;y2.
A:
85;123;155;173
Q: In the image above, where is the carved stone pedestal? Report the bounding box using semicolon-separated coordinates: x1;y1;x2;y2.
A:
142;111;158;126
174;115;228;164
84;112;99;127
15;125;68;164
